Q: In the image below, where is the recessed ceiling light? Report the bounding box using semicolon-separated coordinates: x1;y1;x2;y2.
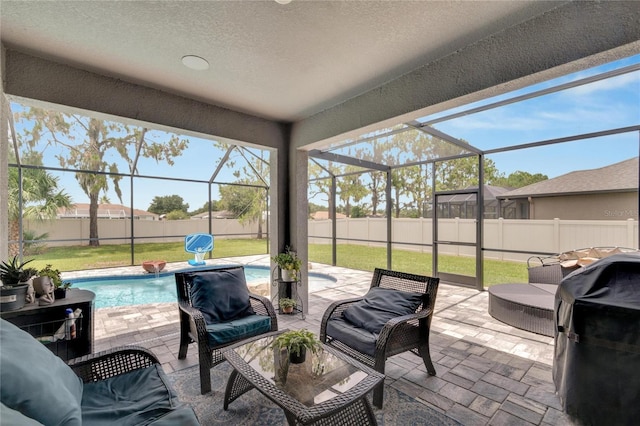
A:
181;55;209;71
275;0;292;4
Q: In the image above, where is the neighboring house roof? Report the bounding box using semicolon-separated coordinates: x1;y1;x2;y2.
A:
437;185;513;203
58;203;158;219
498;157;639;199
310;211;347;220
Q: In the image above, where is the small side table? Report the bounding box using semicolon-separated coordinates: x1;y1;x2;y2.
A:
272;268;305;319
1;289;95;361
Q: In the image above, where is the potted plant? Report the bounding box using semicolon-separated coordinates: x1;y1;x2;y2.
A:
34;264;72;299
279;297;297;314
271;246;302;282
272;329;320;364
0;256;36;311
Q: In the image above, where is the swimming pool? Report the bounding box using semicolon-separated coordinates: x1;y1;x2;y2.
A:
69;265;336;309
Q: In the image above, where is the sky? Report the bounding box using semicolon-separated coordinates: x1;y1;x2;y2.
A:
9;54;640;212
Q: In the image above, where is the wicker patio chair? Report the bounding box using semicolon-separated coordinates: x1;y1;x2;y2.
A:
320;268;439;408
527;256;564;285
175;266;278;394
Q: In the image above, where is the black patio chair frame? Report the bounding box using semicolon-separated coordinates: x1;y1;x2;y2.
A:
320;268;439;408
175;266;278;394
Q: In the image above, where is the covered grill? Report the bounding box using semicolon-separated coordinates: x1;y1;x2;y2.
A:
553;253;640;425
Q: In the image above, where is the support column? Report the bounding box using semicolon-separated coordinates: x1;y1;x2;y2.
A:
1;46;9;261
292;150;309;315
269;129;291;301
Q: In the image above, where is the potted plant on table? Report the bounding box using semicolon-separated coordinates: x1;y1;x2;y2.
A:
0;256;36;311
279;297;297;314
271;246;302;282
272;329;321;364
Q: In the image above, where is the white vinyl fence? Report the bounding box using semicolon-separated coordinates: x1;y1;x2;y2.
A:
24;218;259;246
24;217;638;264
309;217;638;263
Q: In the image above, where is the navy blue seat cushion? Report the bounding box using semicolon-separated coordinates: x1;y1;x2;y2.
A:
0;318;83;425
146;405;200;425
81;364;180;426
342;287;424;334
189;268;255;324
205;314;272;346
326;317;378;357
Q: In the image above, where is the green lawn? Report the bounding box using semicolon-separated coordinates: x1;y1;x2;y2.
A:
308;244;527;286
26;240;527;287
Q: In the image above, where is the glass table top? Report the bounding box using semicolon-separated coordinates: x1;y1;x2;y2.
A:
229;334;370;408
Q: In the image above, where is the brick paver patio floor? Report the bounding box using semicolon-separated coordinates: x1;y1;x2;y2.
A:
70;255;574;425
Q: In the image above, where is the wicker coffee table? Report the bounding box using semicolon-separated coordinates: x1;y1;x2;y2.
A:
222;330;384;425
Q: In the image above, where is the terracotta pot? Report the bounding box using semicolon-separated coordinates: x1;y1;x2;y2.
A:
282;306;294;314
142;260;166;273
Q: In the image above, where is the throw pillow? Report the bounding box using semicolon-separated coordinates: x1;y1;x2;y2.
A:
342;287;425;334
0;318;83;425
188;267;255;324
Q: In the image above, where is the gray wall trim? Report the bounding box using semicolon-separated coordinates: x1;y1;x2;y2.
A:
0;47;8;261
292;1;640;148
2;49;288;150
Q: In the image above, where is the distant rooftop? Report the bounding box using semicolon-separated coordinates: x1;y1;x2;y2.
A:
58;203;157;219
499;157;639;199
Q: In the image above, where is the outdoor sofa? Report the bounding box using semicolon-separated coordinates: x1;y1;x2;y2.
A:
488;247;638;336
0;318;200;425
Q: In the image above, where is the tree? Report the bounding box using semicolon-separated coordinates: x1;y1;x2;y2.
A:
434;156;502;191
215;144;269;239
165;209;190;220
148;195;189;215
350;205;367;218
190;200;222;216
7;150;72;256
336;167;367;218
15;107;188;246
219;184;267;237
493;170;548;188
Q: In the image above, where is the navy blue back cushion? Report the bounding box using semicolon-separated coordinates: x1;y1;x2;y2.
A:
189;268;255;324
342;287;424;334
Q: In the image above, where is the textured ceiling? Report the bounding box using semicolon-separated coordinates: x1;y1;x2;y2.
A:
0;1;565;122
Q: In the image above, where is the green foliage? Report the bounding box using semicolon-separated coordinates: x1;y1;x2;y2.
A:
190;200;222;215
272;247;302;280
148;195;189;215
493;171;548;188
0;256;35;285
165;209;190;220
22;230;50;255
350;205;367;218
214;143;269;239
278;298;296;309
272;329;320;357
37;264;71;288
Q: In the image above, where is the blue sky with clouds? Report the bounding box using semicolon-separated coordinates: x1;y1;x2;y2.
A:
430;54;639;179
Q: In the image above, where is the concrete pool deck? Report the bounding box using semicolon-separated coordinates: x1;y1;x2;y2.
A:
66;256;573;425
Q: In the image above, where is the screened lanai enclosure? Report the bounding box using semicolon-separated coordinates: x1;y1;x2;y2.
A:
307;57;640;289
4;54;640;288
6;102;272;268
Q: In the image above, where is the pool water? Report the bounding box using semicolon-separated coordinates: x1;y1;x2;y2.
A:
70;266;335;309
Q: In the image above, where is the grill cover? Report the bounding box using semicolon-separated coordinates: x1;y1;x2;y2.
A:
553;253;640;426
